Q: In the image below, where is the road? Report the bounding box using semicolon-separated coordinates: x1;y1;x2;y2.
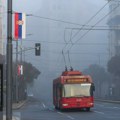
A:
13;97;120;120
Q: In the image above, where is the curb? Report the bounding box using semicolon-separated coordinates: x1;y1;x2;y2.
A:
12;100;27;110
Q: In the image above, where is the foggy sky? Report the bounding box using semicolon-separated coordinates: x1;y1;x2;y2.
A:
12;0;109;100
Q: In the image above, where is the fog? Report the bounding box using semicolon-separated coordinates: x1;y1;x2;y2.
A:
12;0;110;102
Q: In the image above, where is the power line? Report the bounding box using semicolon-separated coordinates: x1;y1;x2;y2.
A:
68;3;120;52
27;2;119;71
13;45;110;55
27;14;114;28
62;50;67;70
28;14;87;27
71;0;112;40
66;27;120;31
22;39;111;45
62;0;111;54
25;54;108;62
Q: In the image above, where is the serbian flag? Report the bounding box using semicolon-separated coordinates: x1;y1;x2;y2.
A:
14;13;26;40
18;65;23;76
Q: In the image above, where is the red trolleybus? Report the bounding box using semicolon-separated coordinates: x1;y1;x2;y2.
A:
53;70;95;111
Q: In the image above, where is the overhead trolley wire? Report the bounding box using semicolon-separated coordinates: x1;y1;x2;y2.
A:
22;39;113;46
62;0;112;58
68;2;120;52
25;0;117;70
27;14;113;28
62;50;68;70
71;0;112;40
60;0;118;70
66;27;120;31
58;0;112;69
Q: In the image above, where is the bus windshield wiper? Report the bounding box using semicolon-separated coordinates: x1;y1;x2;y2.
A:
73;95;90;97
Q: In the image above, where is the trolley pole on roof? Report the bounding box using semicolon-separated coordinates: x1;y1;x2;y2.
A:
6;0;13;120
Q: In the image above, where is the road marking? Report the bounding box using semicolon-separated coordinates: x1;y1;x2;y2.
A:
67;115;75;120
95;103;120;110
57;111;64;115
94;111;104;114
42;103;46;108
95;103;104;107
100;106;120;109
57;112;75;120
113;107;120;109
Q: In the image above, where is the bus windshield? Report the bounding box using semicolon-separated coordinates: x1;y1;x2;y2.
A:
63;83;91;97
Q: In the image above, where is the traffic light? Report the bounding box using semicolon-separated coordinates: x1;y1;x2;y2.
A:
35;43;41;56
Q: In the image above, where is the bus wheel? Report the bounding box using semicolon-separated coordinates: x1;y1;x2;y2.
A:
86;108;90;111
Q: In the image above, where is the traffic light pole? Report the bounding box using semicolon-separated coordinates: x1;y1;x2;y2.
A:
6;0;13;120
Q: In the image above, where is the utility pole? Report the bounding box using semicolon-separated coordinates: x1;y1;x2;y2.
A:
6;0;13;120
16;40;18;102
20;40;23;63
20;40;23;100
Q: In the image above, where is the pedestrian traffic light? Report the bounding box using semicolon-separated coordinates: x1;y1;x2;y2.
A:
35;43;41;56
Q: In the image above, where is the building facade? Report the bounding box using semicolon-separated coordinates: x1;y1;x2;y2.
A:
107;0;120;99
108;0;120;57
0;0;4;55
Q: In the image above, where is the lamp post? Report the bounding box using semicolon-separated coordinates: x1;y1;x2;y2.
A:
6;0;13;120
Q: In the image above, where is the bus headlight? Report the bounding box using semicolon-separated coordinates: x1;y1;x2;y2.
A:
62;104;68;106
88;102;93;106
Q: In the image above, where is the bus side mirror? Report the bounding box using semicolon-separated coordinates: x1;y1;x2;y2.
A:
93;85;95;91
92;84;95;91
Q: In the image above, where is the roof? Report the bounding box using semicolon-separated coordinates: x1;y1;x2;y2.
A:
61;70;82;76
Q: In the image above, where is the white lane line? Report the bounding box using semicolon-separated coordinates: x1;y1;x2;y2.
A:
99;106;120;109
42;103;46;108
57;111;64;115
113;107;118;108
95;103;120;110
95;103;104;107
113;107;120;109
57;111;75;120
67;115;75;120
94;111;104;115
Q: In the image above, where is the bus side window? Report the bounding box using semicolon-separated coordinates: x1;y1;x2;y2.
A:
62;85;65;97
53;85;56;100
58;85;62;98
56;84;60;99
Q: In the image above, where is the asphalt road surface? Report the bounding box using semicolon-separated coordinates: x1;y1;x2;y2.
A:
13;97;120;120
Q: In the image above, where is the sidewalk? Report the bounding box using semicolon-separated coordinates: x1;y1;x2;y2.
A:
3;115;20;120
2;100;27;120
